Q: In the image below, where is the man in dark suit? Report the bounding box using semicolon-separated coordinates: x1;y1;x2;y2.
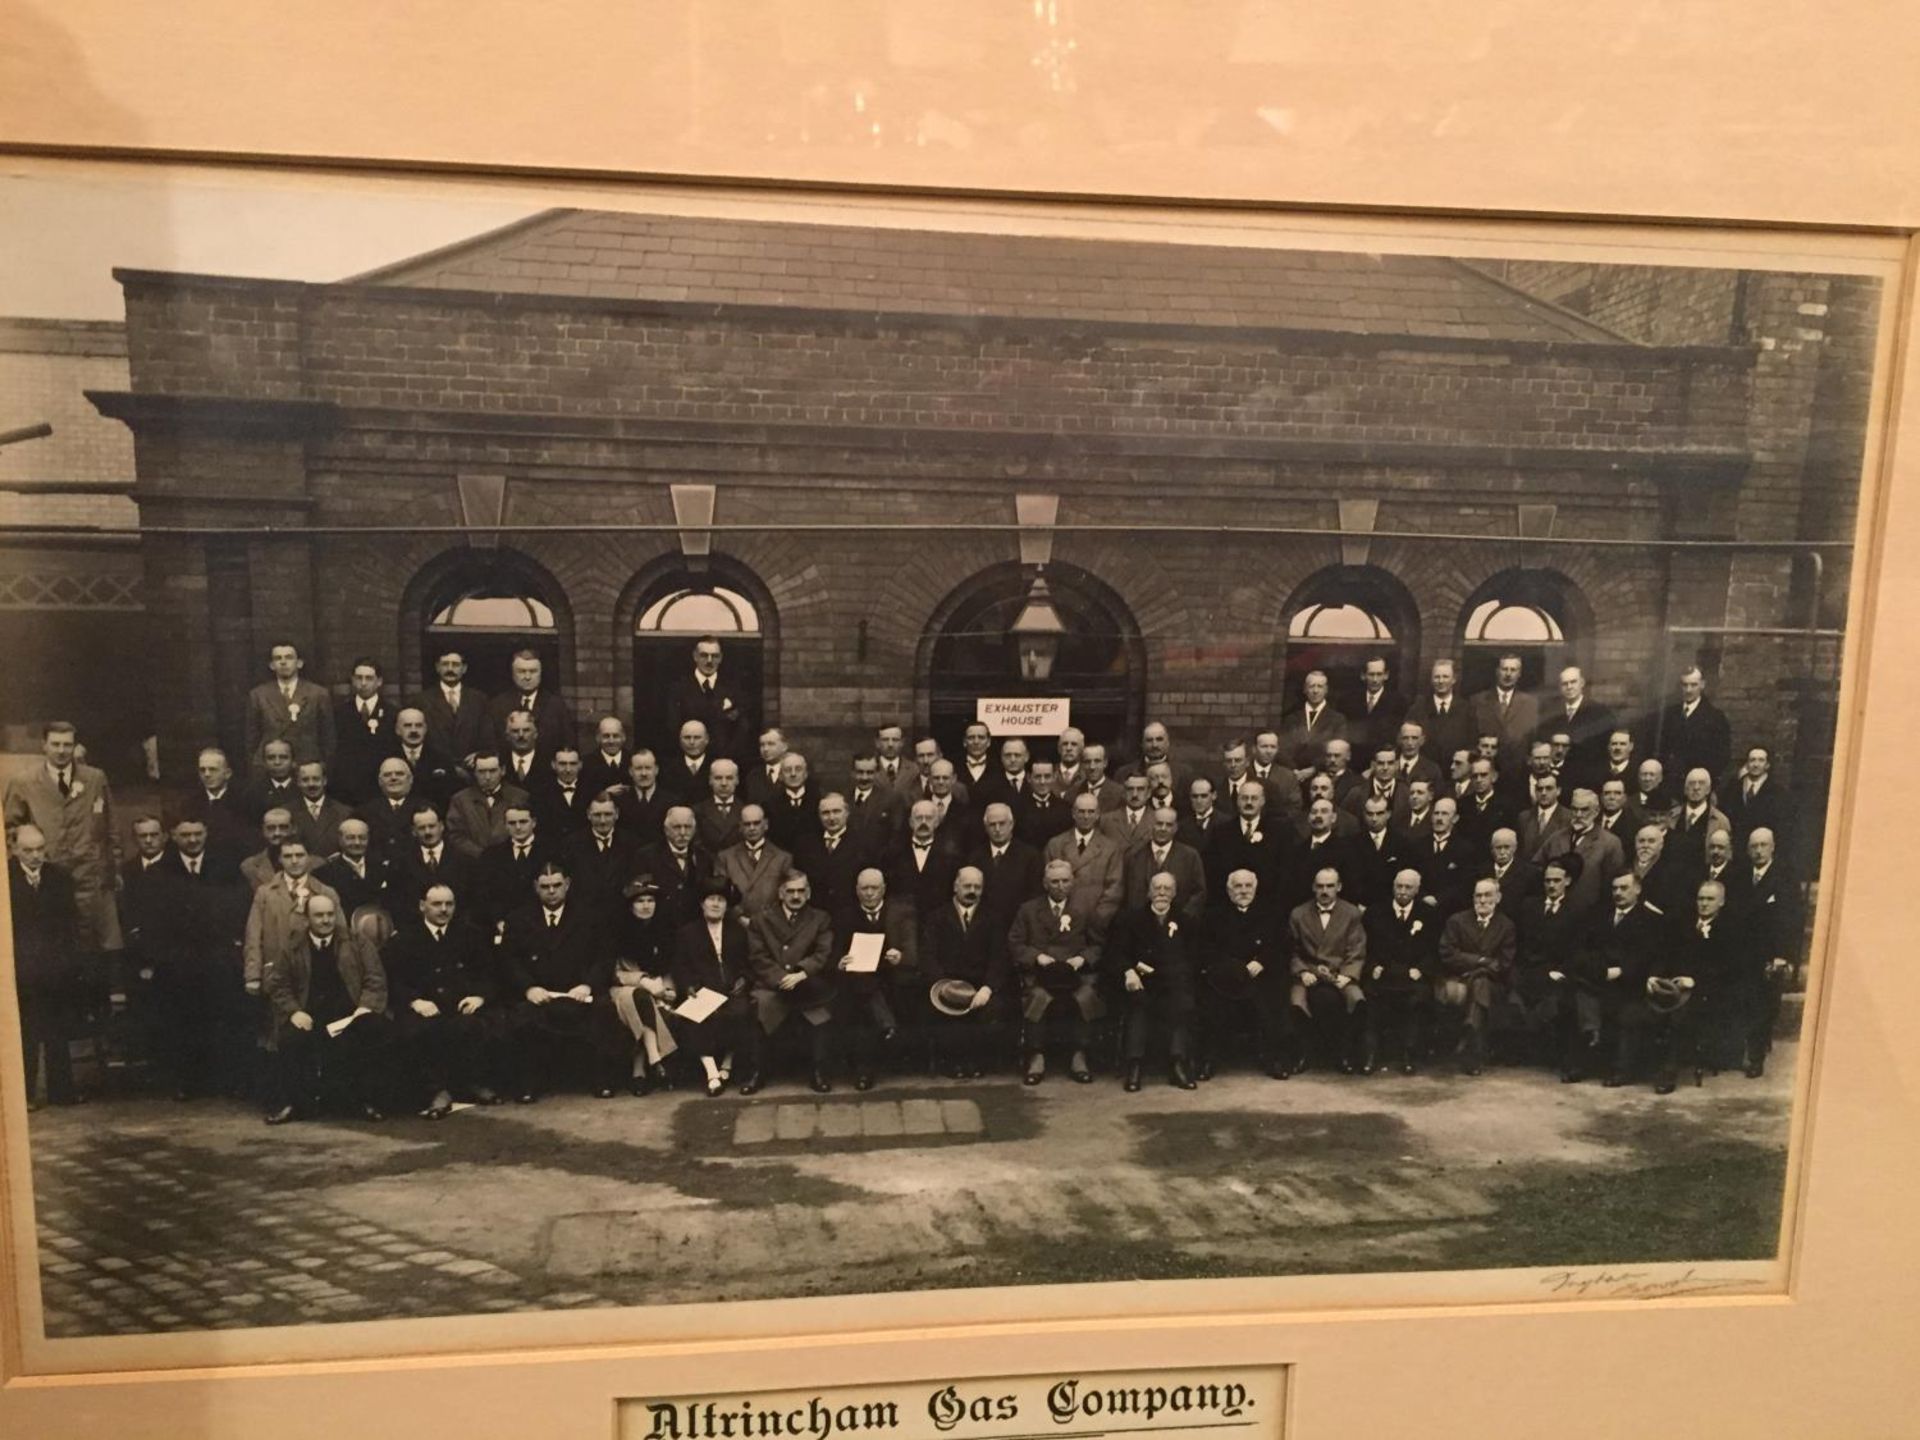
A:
634;804;714;927
692;757;746;853
1178;777;1234;872
1537;665;1617;791
391;707;462;815
1578;870;1669;1085
332;657;399;805
1597;729;1640;796
790;792;874;920
1351;793;1413;911
1657;666;1733;795
965;802;1046;940
921;760;972;847
244;641;334;774
563;794;644;926
1278;670;1347;776
1106;872;1199;1090
444;752;530;862
9;825;83;1106
315;818;390;925
970;737;1035;824
1074;743;1125;816
1015;760;1071;851
1596;778;1646;845
1728;826;1799;1078
744;728;792;812
1514;857;1590;1076
484;650;576;764
1286;866;1369;1074
1669;768;1733;871
1481;827;1539;924
383;882;510;1114
241;740;301;825
845;754;904;855
357;757;432;866
1437;876;1517;1074
1389;721;1444;797
664;720;715;806
744;869;839;1093
612;750;670;848
1415;798;1481;921
1635;759;1675;823
145;818;251;1100
1721;745;1794;849
532;746;594;840
500;863;626;1100
921;867;1012;1079
1009;859;1103;1085
580;715;633;799
391;805;479;915
262;894;395;1123
1348;657;1406;763
661;634;750;760
289;761;355;861
1212;780;1290;905
1196;868;1287;1078
1122;806;1208;922
765;752;820;854
1283;799;1358;915
471;803;555;937
184;747;254;868
1405;658;1474;769
1456;757;1516;852
499;710;545;791
1112;722;1194;800
831;867;920;1089
1468;652;1540;776
872;724;919;798
887;800;962;924
1641;878;1741;1093
1363;867;1437;1074
418;648;490;767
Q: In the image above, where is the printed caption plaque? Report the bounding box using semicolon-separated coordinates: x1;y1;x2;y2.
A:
621;1369;1288;1440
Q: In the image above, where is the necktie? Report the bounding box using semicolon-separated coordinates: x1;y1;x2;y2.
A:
430;926;442;943
547;910;559;928
1078;834;1088;852
515;845;528;862
825;835;839;852
56;770;70;797
425;850;438;872
1744;781;1756;800
1499;691;1509;712
1546;901;1558;914
959;908;971;934
1614;910;1626;927
702;678;713;694
186;859;200;876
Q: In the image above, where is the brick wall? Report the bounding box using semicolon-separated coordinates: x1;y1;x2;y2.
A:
0;318;138;529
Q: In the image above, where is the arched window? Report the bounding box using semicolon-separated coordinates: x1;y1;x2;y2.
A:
1277;567;1421;724
419;563;567;700
637;585;761;636
625;564;774;755
1457;569;1587;695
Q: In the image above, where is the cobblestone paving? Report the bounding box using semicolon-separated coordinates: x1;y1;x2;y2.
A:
33;1131;616;1336
24;1051;1797;1338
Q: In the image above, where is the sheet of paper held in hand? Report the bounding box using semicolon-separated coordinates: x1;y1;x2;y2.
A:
674;988;730;1023
620;1368;1288;1440
844;933;885;974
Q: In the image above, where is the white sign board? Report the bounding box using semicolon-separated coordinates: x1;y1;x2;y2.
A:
976;697;1071;736
621;1367;1287;1440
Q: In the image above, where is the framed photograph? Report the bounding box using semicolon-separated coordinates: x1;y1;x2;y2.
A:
1;7;1918;1438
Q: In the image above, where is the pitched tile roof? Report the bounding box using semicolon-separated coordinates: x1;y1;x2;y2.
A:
354;208;1631;345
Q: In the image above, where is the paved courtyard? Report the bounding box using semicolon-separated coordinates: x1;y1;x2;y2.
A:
22;1050;1796;1337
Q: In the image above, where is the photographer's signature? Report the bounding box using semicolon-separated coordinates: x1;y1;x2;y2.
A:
1537;1267;1766;1300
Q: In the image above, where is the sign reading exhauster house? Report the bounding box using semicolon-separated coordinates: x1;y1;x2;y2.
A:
976;698;1071;737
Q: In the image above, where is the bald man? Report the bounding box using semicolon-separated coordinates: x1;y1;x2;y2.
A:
9;824;83;1106
1362;867;1436;1074
1287;866;1369;1074
1009;859;1102;1085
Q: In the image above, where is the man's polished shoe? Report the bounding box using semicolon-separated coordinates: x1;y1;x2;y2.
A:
264;1104;297;1126
1023;1054;1046;1086
737;1073;764;1096
360;1103;387;1122
853;1072;875;1092
1744;1061;1766;1079
1195;1058;1215;1082
426;1090;454;1120
1601;1076;1625;1089
1123;1062;1143;1093
1169;1060;1197;1091
809;1070;833;1094
1654;1080;1677;1095
1068;1051;1093;1083
593;1086;616;1099
1399;1061;1416;1076
1265;1060;1289;1080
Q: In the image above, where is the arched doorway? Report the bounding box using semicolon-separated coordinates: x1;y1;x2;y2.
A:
921;562;1145;758
1457;568;1591;695
1278;566;1422;717
628;559;773;755
410;550;571;700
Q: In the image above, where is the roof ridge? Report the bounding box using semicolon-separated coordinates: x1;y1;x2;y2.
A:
1446;258;1642;346
343;207;582;285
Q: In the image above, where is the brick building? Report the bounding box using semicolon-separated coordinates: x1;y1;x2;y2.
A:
0;318;145;768
84;210;1875;855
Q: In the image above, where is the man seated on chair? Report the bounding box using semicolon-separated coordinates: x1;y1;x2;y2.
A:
921;866;1010;1080
743;868;838;1095
263;894;395;1124
1286;866;1368;1075
1009;858;1102;1086
1105;870;1198;1092
831;867;917;1091
382;882;508;1117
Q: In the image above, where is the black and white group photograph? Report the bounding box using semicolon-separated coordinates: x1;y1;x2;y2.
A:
0;171;1885;1342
